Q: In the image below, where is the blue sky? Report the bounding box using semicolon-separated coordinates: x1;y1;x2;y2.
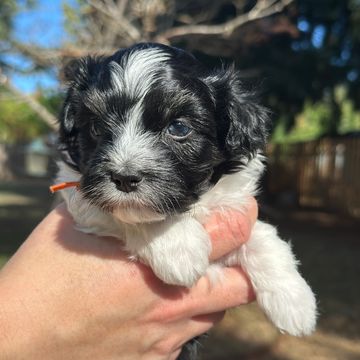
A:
9;0;69;93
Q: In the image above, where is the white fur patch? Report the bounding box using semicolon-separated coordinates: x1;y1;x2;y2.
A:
56;162;124;237
107;102;160;171
222;221;317;336
192;155;265;221
110;48;169;99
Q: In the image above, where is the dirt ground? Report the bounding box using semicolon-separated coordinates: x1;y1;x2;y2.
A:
0;180;359;359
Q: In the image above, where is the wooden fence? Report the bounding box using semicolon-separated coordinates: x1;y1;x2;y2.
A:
267;136;360;218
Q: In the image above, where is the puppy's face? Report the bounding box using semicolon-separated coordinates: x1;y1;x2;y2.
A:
59;43;268;223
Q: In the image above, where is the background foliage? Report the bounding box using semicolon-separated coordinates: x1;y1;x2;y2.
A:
0;89;60;143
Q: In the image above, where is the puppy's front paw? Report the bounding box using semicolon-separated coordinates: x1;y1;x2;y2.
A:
257;274;317;336
127;216;212;288
152;250;209;288
134;216;211;288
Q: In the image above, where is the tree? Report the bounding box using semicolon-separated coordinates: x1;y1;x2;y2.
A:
1;0;360;139
0;0;58;130
0;0;296;130
0;88;61;143
260;0;360;134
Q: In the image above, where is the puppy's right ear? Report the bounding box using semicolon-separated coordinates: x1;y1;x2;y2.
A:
58;88;81;169
58;56;103;169
60;56;104;130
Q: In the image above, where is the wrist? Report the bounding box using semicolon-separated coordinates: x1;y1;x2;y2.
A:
0;271;47;359
0;280;24;358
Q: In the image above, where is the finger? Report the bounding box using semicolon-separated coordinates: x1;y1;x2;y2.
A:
183;267;255;317
169;350;182;360
190;311;225;331
185;311;225;341
205;197;258;261
171;311;225;357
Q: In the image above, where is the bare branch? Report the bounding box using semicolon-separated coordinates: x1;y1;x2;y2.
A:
87;0;142;41
10;41;61;68
131;0;171;38
117;0;129;17
7;42;117;69
154;0;294;43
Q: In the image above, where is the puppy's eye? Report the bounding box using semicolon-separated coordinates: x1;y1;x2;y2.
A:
166;121;192;139
90;122;101;138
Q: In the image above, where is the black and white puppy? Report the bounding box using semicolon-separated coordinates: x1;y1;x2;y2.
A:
56;42;316;355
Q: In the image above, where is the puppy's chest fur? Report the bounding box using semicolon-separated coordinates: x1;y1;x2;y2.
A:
57;155;262;281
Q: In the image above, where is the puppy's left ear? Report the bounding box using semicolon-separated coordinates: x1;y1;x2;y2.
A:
204;66;270;161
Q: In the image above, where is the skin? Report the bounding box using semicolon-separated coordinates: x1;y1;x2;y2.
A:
0;198;257;360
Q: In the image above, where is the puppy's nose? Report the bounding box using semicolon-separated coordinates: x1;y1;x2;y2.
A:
110;171;143;193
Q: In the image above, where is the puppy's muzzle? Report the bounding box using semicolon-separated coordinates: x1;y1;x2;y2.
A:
110;171;143;193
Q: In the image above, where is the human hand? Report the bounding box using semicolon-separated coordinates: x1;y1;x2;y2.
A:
0;199;257;360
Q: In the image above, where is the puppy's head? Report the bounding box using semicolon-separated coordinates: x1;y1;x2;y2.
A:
58;43;269;223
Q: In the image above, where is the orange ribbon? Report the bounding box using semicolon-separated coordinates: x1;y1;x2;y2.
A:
49;181;80;193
